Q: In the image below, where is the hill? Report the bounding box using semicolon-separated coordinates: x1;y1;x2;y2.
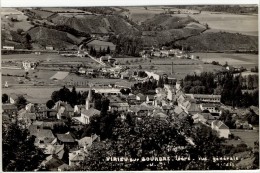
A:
174;31;258;52
48;13;139;35
27;27;82;49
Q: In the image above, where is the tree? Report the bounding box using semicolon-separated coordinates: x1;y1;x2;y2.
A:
46;100;55;109
51;91;60;102
2;122;45;171
106;46;111;54
17;28;24;35
70;86;78;106
2;93;8;103
71;117;229;171
157;76;164;88
15;96;27;110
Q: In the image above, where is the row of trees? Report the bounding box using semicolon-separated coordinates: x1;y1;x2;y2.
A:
182;72;258;108
182;72;216;94
109;34;143;57
49;86;102;109
89;46;111;57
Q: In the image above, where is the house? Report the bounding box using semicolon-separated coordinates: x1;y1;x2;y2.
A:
43;144;65;160
129;103;154;117
235;120;252;129
69;149;86;167
164;84;175;101
73;108;100;125
41;155;65;171
3;45;15;50
78;67;87;74
100;55;112;63
56;132;76;148
200;113;216;124
174;106;188;119
22;61;37;71
146;95;155;103
46;46;54;50
54;101;74;119
211;120;230;138
145;71;160;80
136;93;146;102
151;111;168;120
193;94;221;103
93;87;121;96
78;134;100;150
192;113;207;124
108;95;129;112
187;102;201;115
74;105;86;114
120;71;131;80
86;40;116;52
2;104;18;115
200;103;221;114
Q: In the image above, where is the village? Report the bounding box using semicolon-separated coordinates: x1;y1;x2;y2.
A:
2;38;259;170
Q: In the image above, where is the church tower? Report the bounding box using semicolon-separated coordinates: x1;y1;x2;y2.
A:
86;84;94;110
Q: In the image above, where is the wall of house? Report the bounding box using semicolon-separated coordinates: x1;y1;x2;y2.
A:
218;129;230;138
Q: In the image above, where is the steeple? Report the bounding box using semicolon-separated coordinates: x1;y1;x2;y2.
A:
86;83;93;110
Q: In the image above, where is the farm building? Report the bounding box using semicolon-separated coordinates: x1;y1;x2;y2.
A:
193;94;221;103
46;46;54;50
22;61;37;71
86;40;116;52
3;46;15;50
211;120;230;138
93;87;121;96
200;103;221;114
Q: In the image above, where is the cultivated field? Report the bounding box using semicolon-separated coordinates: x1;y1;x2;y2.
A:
1;8;33;31
193;53;258;69
118;56;224;79
190;12;258;36
2;53;99;64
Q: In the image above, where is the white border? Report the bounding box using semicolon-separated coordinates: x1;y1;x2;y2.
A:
1;0;259;7
0;0;259;173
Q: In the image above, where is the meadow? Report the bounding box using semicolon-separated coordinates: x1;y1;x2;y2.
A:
190;12;258;36
193;53;258;69
230;129;259;148
1;53;97;63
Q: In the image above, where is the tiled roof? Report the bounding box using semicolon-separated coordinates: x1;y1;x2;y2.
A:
174;106;183;115
81;108;100;117
194;94;221;99
56;132;75;143
2;104;17;110
188;103;201;112
212;120;229;129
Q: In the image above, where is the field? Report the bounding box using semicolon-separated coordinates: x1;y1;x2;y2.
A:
1;53;99;64
193;53;258;69
230;129;259;148
1;8;34;31
190;12;258;36
118;56;224;79
2;86;94;104
122;7;163;23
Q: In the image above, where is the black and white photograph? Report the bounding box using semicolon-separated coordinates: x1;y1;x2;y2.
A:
1;1;259;171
